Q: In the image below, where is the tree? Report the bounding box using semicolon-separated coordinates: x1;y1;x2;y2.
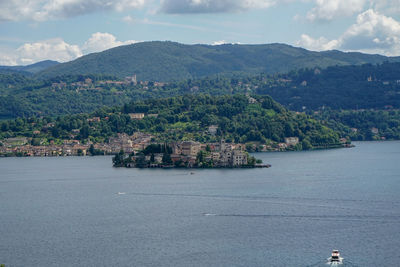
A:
162;152;172;165
77;149;84;156
302;139;313;150
51;127;60;138
89;144;103;156
31;138;41;146
247;155;256;166
89;144;95;155
112;150;125;166
135;152;148;168
79;125;90;140
196;150;206;166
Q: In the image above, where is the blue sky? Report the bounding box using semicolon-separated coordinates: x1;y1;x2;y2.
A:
1;0;400;65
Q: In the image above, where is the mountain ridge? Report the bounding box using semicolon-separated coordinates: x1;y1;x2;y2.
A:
36;41;400;81
0;60;59;74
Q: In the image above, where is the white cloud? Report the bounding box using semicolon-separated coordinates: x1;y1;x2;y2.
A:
0;33;138;66
297;34;339;51
297;9;400;56
82;32;138;54
211;40;242;45
0;0;41;22
158;0;400;18
160;0;278;14
340;9;400;54
212;40;228;45
0;0;145;22
0;51;18;66
305;0;400;22
4;38;83;65
19;38;82;64
306;0;367;22
1;0;399;23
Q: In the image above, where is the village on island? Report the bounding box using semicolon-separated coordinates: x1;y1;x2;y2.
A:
112;139;271;169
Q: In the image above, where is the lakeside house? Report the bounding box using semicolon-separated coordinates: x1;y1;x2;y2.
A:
0;132;154;157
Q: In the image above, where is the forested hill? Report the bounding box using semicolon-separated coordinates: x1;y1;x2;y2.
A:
1;62;400;119
37;41;399;81
254;62;400;110
0;94;342;150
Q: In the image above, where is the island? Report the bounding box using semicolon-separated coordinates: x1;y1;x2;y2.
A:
112;140;271;168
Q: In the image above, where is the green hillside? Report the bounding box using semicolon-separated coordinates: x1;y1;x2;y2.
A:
1;62;400;119
314;109;400;141
0;94;342;150
254;62;400;110
37;41;399;81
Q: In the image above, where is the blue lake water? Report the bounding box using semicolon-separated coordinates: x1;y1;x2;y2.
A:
1;141;400;267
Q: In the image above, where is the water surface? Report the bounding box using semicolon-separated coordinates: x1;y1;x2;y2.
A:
1;141;399;266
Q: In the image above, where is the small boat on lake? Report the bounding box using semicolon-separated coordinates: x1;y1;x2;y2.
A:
327;250;343;265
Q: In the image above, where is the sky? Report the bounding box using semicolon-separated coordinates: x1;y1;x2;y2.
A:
0;0;400;66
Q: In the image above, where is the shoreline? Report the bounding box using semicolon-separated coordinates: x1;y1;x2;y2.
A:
114;163;272;169
0;143;356;158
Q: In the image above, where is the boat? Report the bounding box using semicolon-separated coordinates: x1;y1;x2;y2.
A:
327;250;343;265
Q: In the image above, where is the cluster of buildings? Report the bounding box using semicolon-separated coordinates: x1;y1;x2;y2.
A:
128;140;249;168
0;139;90;157
251;137;300;152
0;132;306;157
0;133;154;157
102;133;153;154
174;140;249;167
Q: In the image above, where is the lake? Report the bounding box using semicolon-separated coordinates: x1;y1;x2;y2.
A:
1;141;399;267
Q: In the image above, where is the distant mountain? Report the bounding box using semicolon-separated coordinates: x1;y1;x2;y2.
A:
36;41;400;81
0;60;59;74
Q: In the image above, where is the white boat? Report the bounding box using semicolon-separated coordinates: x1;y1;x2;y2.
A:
327;250;343;265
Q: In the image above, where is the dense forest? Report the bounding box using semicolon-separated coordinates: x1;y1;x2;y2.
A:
36;41;399;81
0;94;342;150
315;109;400;141
1;62;400;119
0;73;123;119
256;62;400;110
1;60;400;142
